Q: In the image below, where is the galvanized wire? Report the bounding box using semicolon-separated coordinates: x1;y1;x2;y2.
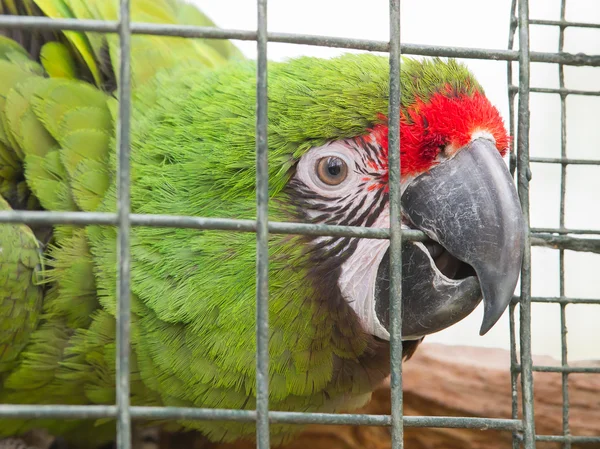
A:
528;296;600;305
388;1;404;448
537;435;600;444
530;157;600;165
0;211;596;253
511;86;600;97
557;2;571;446
516;0;537;447
530;19;600;29
0;404;524;429
115;0;132;448
1;15;600;65
530;365;600;374
506;7;519;447
255;0;270;447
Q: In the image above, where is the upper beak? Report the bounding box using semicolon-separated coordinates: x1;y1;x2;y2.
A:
374;138;525;339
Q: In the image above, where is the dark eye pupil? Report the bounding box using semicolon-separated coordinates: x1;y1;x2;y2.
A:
315;155;348;186
327;158;343;176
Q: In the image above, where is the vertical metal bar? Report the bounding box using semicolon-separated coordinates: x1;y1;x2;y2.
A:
255;0;270;447
116;0;132;448
557;1;571;447
517;0;536;447
559;300;570;448
388;0;403;448
507;0;519;177
506;2;521;446
509;303;520;449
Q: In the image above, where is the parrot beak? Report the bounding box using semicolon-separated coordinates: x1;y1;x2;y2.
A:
374;138;525;339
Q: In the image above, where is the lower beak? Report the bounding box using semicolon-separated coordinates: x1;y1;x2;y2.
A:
374;138;525;339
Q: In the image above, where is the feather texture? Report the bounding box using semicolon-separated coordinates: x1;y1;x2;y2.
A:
0;0;492;445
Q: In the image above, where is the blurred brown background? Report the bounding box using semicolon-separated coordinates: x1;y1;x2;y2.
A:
158;343;599;449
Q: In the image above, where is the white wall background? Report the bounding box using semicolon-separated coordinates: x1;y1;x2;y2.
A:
193;0;600;362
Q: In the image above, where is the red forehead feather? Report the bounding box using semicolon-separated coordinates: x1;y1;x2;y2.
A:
368;90;510;176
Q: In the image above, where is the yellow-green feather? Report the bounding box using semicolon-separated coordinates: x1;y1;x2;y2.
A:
40;41;77;79
0;197;43;377
34;0;102;85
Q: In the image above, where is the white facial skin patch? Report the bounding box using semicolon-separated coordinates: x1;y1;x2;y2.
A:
337;209;391;340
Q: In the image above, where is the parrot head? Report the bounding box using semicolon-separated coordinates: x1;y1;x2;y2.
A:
268;55;524;342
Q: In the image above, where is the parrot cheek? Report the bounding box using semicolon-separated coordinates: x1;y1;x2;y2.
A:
337;216;392;341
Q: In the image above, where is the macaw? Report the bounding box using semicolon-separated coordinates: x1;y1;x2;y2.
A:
0;0;524;447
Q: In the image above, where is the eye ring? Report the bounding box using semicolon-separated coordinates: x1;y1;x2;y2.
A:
315;156;348;186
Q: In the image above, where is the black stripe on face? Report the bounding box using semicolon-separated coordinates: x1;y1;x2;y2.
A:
287;135;389;263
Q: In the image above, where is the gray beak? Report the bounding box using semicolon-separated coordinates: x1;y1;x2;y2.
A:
375;138;525;339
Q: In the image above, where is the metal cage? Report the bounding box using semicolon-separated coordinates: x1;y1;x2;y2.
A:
0;0;599;448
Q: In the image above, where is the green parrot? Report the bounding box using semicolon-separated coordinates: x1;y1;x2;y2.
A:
0;0;525;447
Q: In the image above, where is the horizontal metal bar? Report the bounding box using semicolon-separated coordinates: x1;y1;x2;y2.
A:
512;296;600;305
527;296;600;305
530;233;600;254
531;227;600;235
512;365;600;374
404;416;522;430
1;15;600;66
530;19;600;29
536;435;600;443
0;15;119;32
134;409;523;430
0;211;418;240
532;365;600;374
0;405;523;430
530;157;600;165
512;86;600;97
1;212;597;252
0;405;117;419
0;211;118;226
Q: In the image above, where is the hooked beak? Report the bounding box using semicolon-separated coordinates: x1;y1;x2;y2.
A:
374;138;525;339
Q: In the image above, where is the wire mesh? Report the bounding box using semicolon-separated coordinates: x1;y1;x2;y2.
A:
506;1;600;448
0;0;598;448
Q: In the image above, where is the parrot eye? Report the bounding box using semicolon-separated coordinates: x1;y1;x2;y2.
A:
295;142;356;196
316;157;348;186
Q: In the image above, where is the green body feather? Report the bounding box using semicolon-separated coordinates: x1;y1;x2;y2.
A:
0;0;483;445
0;197;43;377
